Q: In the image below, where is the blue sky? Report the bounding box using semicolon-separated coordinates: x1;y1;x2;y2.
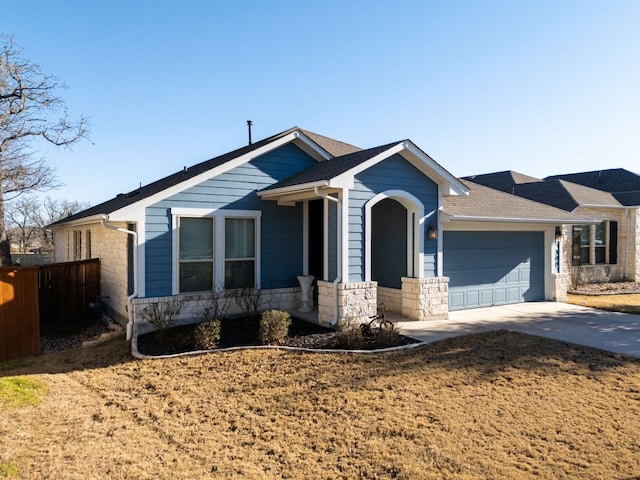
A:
3;1;639;205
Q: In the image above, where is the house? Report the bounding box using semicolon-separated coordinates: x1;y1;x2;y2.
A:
465;169;640;284
50;127;593;338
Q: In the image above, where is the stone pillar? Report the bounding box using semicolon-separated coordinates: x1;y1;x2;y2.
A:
317;280;378;326
401;277;449;321
552;273;569;302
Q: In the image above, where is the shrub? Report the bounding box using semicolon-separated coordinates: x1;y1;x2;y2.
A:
194;319;222;349
259;310;291;345
373;323;400;348
233;287;261;319
334;317;363;349
201;287;230;323
142;299;182;335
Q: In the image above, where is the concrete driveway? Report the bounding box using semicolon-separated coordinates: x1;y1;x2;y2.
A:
396;302;640;358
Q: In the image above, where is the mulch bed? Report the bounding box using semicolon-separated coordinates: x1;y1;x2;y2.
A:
136;317;418;356
569;281;640;296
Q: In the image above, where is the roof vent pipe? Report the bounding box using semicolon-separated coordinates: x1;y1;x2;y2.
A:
247;120;253;145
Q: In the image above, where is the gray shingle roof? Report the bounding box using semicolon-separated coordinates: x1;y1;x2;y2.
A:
465;170;622;211
443;180;593;222
299;129;362;157
463;170;542;190
545;168;640;206
51;126;338;226
260;142;401;191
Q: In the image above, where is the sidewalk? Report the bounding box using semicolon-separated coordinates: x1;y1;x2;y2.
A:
396;302;640;358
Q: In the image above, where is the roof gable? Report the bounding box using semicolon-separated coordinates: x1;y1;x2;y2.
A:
50;127;337;226
259;140;468;199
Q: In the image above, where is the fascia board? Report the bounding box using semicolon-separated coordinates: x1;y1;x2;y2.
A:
107;132;312;220
444;215;598;224
330;141;469;197
292;131;333;161
403;142;469;196
48;215;105;229
257;180;329;198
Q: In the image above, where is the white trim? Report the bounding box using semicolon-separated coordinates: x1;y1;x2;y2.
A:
364;190;425;282
340;189;349;282
302;201;309;275
323;198;329;281
442;214;596;224
330;141;468;197
108;132;328;222
170;208;262;294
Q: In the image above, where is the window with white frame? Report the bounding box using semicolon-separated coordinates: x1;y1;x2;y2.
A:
572;221;618;266
179;217;214;293
224;217;256;289
174;209;259;293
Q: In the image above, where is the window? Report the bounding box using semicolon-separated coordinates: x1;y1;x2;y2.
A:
85;230;92;259
73;231;82;261
173;209;260;294
572;221;617;266
179;217;214;293
224;218;255;289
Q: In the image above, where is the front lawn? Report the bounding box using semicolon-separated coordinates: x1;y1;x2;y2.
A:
1;331;639;479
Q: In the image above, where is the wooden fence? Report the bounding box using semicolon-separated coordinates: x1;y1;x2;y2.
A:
0;267;40;362
38;259;101;327
0;259;100;362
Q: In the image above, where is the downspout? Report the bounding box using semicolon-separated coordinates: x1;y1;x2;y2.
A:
101;215;138;341
314;187;341;325
625;207;631;279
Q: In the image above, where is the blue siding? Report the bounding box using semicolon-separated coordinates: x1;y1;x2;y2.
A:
145;143;316;296
444;231;545;310
350;154;439;283
327;199;337;281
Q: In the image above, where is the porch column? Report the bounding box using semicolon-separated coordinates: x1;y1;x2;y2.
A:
401;277;449;321
317;280;378;326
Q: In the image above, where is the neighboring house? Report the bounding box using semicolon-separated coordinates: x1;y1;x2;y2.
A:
465;169;640;284
50;127;593;337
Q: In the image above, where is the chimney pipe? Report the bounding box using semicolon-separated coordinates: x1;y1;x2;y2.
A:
247;120;253;145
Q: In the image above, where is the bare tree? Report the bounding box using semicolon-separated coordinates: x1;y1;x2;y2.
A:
32;196;89;252
6;195;39;253
0;35;90;265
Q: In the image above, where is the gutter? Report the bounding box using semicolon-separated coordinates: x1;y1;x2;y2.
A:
100;215;138;341
314;187;341;326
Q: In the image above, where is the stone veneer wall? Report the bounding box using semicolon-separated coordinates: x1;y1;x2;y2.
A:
377;287;402;314
317;280;378;326
552;273;569;302
401;277;449;321
132;287;301;332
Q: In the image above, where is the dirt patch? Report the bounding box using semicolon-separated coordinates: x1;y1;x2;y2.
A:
137;317;417;356
2;331;640;479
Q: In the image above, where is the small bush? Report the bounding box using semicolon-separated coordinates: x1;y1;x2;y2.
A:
142;299;182;335
373;323;400;348
194;319;222;350
259;310;291;345
334;318;363;349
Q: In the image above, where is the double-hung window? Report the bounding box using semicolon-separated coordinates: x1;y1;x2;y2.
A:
174;209;260;294
179;217;214;293
224;218;256;289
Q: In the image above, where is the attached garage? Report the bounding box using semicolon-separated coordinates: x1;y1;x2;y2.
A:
443;231;545;310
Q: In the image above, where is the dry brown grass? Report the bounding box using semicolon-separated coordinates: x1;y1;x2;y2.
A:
1;331;640;479
567;293;640;314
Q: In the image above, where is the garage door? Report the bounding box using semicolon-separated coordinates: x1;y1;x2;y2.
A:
443;231;545;310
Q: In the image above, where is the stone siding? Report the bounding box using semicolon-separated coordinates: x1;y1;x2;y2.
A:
401;277;449;321
377;286;402;314
317;280;378;326
132;287;300;332
552;273;569;302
